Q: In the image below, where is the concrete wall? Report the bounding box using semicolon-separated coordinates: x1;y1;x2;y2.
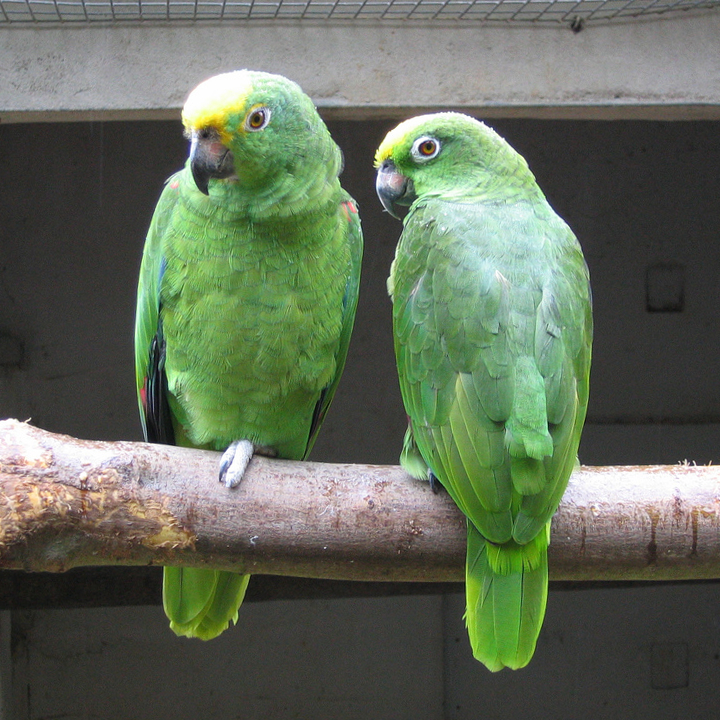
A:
1;115;720;717
2;14;720;122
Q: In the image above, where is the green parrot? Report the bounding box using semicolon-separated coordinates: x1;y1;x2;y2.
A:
375;113;592;671
135;70;363;640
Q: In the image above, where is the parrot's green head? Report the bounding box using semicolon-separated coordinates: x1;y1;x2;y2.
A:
374;112;535;218
182;70;342;202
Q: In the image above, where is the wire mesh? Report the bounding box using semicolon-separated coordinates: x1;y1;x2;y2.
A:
0;0;717;22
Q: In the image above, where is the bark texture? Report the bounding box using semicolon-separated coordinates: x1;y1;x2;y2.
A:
1;419;719;582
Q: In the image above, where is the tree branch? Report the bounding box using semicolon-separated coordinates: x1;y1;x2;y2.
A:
0;418;718;582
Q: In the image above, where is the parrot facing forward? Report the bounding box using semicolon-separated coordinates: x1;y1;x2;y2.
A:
375;113;592;671
135;70;363;640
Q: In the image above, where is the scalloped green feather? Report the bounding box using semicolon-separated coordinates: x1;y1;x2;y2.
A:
381;112;591;671
136;71;363;641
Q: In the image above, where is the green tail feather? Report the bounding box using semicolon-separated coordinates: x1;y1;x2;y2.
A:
464;522;549;671
163;567;250;640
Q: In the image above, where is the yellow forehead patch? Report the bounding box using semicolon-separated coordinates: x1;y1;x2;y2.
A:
374;114;441;167
181;70;255;138
374;112;479;167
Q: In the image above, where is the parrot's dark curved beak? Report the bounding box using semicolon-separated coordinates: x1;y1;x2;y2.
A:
189;130;236;195
375;160;415;220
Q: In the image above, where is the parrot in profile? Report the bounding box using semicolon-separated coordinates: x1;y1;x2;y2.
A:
134;70;363;640
375;113;591;671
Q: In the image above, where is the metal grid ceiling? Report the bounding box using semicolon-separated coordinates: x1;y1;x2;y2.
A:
0;0;717;22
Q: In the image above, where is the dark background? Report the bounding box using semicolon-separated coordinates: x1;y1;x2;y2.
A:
1;117;719;718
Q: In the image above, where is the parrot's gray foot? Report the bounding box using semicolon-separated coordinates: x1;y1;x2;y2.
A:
219;439;254;488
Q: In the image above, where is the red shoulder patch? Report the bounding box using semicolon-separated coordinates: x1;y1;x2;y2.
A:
341;200;358;221
140;380;148;410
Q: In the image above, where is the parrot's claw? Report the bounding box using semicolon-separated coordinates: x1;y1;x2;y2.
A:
219;439;254;488
428;471;442;494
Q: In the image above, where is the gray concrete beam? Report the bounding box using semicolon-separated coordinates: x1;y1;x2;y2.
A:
1;14;719;121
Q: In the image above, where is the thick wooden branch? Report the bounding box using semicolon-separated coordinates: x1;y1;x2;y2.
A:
0;419;719;582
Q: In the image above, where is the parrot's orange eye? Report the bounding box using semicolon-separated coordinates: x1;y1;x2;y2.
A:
411;136;441;162
245;107;271;132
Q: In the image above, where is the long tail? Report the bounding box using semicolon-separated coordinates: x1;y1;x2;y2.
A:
163;567;250;640
464;522;549;671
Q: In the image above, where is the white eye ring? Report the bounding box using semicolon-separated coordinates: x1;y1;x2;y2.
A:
245;106;272;132
411;136;441;162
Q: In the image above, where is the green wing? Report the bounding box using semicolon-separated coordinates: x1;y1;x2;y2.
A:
303;196;363;458
392;197;591;669
393;196;591;542
134;171;184;443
